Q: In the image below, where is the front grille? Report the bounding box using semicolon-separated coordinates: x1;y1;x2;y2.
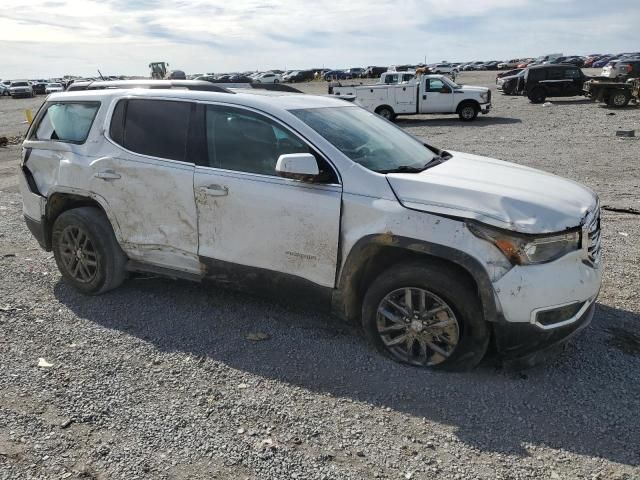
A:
585;206;602;265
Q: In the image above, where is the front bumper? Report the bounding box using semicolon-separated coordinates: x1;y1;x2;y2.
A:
494;302;596;368
480;103;491;114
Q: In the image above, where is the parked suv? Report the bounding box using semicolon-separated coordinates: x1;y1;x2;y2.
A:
9;81;34;98
602;59;640;79
522;65;589;103
20;88;602;370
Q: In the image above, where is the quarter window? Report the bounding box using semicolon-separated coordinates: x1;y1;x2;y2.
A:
204;105;311;176
115;99;192;162
33;102;100;144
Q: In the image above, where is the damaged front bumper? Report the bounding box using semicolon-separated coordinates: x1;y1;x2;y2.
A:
480;103;491;114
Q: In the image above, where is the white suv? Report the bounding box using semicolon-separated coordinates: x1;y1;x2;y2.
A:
19;88;603;370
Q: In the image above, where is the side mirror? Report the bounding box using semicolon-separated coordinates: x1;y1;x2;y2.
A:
276;153;319;181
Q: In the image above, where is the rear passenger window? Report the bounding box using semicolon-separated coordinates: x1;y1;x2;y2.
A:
564;69;580;79
33;102;100;144
115;99;191;162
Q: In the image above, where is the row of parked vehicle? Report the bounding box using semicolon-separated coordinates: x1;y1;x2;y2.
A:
496;59;640;107
0;79;65;98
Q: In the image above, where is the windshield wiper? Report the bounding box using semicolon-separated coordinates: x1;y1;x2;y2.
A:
377;154;448;174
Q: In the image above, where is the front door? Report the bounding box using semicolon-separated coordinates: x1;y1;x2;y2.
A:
193;104;342;288
420;78;454;113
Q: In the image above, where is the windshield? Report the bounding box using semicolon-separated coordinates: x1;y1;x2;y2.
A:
49;83;62;87
12;82;28;87
441;77;461;89
290;106;437;173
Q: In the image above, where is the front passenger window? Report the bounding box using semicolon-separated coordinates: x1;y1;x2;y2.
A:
205;106;310;176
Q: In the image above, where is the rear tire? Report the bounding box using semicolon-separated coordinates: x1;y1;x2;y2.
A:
375;106;395;121
52;207;127;295
607;90;630;107
528;87;546;104
458;102;479;121
362;262;489;371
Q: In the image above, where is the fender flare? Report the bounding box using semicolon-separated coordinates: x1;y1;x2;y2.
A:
333;234;500;324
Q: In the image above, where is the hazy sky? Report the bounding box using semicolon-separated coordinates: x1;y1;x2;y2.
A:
1;0;638;78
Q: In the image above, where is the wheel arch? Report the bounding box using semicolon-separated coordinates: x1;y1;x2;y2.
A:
374;104;395;115
455;99;480;113
44;191;123;250
332;234;499;326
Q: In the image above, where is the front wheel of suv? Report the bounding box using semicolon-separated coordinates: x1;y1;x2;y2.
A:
52;207;127;295
361;263;489;371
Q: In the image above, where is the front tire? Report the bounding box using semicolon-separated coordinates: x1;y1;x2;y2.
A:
362;263;489;371
52;207;127;295
458;102;479;121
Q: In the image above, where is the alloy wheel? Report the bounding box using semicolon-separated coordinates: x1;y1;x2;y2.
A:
58;225;99;283
376;287;460;366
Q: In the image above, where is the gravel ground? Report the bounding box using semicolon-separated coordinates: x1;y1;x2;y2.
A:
1;72;639;479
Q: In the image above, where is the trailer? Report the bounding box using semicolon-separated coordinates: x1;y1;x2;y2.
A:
583;78;639;107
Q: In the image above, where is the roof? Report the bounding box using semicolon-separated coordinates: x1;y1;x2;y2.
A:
47;87;353;113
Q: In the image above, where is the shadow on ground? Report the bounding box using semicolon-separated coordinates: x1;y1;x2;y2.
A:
54;277;640;466
396;116;521;127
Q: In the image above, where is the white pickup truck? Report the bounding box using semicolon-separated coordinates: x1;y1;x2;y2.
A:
330;74;491;121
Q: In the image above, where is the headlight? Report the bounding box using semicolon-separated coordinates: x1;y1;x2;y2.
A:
480;92;489;102
468;222;580;265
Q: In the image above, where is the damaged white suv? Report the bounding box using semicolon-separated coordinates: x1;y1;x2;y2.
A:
19;88;602;370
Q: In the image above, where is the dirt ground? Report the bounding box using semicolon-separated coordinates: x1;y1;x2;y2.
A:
1;71;639;479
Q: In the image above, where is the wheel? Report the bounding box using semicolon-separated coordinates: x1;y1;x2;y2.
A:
458;102;479;121
607;91;630;107
375;106;395;121
528;87;546;104
362;262;489;371
52;207;127;295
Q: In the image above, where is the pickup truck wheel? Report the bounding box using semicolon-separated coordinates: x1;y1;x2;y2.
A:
362;263;489;371
458;103;479;121
528;88;546;104
52;207;127;295
375;106;395;121
608;91;630;107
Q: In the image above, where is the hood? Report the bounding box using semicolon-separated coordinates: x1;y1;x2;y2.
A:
455;86;489;94
386;151;597;234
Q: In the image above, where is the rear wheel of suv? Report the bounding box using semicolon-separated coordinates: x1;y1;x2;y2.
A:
458;102;479;121
52;207;127;295
528;87;546;104
607;90;630;107
362;263;489;371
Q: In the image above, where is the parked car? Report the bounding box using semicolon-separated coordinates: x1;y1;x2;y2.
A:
9;81;34;98
497;70;525;95
496;68;523;79
480;61;501;71
324;70;351;81
517;59;534;68
45;83;65;94
19;88;602;370
345;68;365;78
602;59;640;79
522;65;589;103
254;72;281;84
330;74;491;121
498;59;521;70
592;57;615;68
431;63;458;74
31;80;49;95
364;66;388;78
284;70;314;82
462;61;486;71
0;83;9;96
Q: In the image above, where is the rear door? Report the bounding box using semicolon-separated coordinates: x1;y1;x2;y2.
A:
562;67;583;95
95;98;200;272
193;104;342;288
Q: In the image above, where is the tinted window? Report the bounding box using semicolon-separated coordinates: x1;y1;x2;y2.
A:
205;105;311;176
426;79;446;91
548;68;563;80
121;99;191;162
564;68;581;79
12;82;29;87
33;102;100;144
